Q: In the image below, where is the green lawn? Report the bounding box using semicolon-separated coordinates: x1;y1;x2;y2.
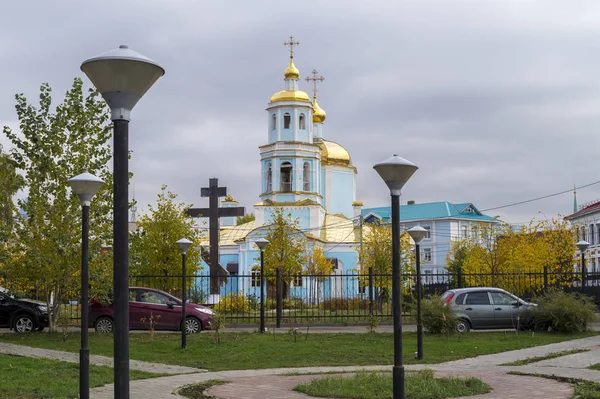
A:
0;331;594;371
294;370;490;399
0;354;158;399
588;363;600;371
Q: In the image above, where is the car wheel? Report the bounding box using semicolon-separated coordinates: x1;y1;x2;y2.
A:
185;317;202;334
95;317;114;333
14;314;35;333
455;319;471;333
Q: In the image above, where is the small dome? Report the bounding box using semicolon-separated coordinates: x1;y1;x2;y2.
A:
313;98;326;123
317;139;352;166
284;59;300;79
269;90;311;103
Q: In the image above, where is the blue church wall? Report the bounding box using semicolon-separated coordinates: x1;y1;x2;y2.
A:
297;130;309;142
329;170;354;217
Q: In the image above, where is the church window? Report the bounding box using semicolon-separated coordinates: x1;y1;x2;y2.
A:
303;162;311;191
293;273;303;287
280;162;293;192
284;113;291;129
299;114;306;130
250;265;261;288
266;163;272;192
271;114;276;130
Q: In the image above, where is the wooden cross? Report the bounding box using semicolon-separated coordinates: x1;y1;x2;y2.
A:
186;178;245;294
306;69;325;99
283;35;300;58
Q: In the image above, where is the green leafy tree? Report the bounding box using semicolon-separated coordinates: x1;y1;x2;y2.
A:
236;213;255;225
305;245;334;303
0;144;24;268
262;208;307;298
129;186;202;295
2;79;113;332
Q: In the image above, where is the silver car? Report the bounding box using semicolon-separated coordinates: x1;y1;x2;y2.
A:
441;287;536;332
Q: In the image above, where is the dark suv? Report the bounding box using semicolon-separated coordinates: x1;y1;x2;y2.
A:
441;287;536;332
0;293;49;332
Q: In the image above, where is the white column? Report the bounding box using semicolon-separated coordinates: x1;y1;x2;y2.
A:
276;108;281;142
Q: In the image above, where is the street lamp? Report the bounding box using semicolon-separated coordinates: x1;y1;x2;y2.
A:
374;154;418;399
407;226;428;361
68;171;104;399
255;238;270;333
81;44;164;399
576;240;589;294
176;238;193;349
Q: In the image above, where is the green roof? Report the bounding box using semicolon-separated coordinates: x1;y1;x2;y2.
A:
362;201;498;223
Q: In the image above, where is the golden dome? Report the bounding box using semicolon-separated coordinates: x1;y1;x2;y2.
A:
284;58;300;79
269;89;311;103
317;139;352;166
312;98;326;123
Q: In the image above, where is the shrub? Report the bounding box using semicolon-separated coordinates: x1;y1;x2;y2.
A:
422;295;458;334
321;298;369;311
215;293;252;313
532;290;597;333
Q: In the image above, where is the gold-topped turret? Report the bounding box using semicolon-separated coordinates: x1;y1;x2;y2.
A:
284;59;300;79
312;97;326;123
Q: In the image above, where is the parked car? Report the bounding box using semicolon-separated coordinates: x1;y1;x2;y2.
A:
441;287;536;332
0;293;49;332
90;287;213;333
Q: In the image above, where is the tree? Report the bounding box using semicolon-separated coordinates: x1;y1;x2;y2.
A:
356;223;414;310
0;144;24;269
305;245;334;303
262;208;307;297
236;213;255;225
129;186;202;295
2;79;113;332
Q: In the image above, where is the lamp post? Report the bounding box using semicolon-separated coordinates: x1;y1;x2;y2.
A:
68;172;104;399
255;238;270;333
407;226;428;361
176;238;193;349
576;240;589;294
81;45;164;399
374;154;418;399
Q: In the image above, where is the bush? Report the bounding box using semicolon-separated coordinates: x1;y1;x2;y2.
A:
321;298;369;311
532;290;597;333
215;293;252;313
422;295;458;334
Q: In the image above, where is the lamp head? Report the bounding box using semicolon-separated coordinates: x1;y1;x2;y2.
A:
81;45;165;121
68;172;104;206
407;226;428;245
255;238;270;251
373;154;418;196
576;240;590;252
176;238;193;254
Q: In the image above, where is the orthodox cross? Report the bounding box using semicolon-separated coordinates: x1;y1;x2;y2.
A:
186;178;245;294
306;69;325;99
283;35;300;58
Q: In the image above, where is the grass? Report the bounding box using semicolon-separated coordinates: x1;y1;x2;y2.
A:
0;330;595;371
500;349;589;366
294;370;490;399
0;354;158;399
588;363;600;370
508;372;600;399
177;380;228;399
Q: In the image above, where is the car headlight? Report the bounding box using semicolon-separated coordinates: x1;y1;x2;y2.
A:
195;307;213;315
37;305;48;313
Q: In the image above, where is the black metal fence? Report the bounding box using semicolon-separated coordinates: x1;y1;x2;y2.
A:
3;269;600;325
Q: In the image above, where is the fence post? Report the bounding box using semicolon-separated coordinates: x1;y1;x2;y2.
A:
368;267;374;316
543;265;548;292
457;266;463;289
276;268;282;328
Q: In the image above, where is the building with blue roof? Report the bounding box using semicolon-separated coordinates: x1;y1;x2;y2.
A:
362;201;499;277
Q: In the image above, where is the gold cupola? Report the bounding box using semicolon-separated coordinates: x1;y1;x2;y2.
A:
284;58;300;79
312;97;327;123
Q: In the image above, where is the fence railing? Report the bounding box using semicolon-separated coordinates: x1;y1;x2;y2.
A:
3;269;600;325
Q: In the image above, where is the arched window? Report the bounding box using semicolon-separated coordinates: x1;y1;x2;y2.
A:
271;114;276;130
266;163;272;192
299;114;306;130
303;162;310;191
280;162;293;192
283;113;291;129
250;265;261;288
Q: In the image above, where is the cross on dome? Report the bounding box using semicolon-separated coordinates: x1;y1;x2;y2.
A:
306;69;325;99
283;35;300;59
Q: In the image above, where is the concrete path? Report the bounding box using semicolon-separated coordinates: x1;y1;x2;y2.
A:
0;342;204;375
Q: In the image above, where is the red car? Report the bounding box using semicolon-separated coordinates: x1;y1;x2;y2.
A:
90;287;213;333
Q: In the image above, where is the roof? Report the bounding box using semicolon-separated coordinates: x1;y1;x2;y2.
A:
565;199;600;221
362;201;498;223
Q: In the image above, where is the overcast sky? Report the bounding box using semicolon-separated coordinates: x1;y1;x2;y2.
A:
2;0;600;225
